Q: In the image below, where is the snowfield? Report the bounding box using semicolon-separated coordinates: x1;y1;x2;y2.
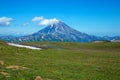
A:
7;43;42;50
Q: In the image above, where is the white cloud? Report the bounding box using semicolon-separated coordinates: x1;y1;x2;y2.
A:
32;16;59;26
0;17;13;26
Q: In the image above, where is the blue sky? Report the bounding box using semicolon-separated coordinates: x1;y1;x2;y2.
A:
0;0;120;36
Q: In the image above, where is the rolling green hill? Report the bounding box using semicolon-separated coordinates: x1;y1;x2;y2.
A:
0;41;120;80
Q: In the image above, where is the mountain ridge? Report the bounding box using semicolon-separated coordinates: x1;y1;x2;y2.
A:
0;21;120;42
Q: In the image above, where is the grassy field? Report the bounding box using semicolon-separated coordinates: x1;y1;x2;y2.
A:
0;41;120;80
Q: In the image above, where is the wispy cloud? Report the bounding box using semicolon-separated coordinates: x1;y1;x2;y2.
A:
23;22;29;26
32;16;44;22
32;16;59;26
0;17;13;26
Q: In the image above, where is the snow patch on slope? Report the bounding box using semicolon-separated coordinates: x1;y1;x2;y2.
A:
7;43;41;50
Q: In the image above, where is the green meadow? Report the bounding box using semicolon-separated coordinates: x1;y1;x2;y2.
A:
0;41;120;80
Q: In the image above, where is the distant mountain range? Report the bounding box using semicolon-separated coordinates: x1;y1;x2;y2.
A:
0;21;120;42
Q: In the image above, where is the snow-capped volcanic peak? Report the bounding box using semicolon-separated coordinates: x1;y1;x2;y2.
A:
29;21;98;42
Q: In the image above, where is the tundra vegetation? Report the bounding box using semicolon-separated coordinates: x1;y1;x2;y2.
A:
0;41;120;80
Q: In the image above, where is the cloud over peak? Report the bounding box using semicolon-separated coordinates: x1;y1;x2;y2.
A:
39;18;59;26
32;16;59;26
0;17;13;26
